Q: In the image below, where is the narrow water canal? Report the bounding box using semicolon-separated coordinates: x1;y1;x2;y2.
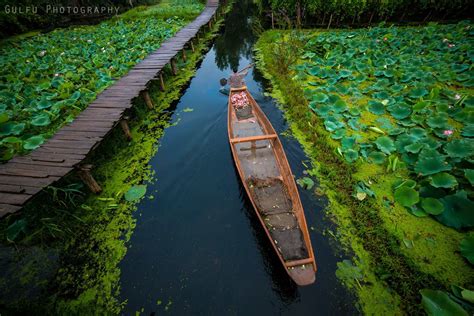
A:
119;1;355;314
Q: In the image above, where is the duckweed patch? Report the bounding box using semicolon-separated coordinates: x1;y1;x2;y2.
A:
0;7;229;314
255;26;473;314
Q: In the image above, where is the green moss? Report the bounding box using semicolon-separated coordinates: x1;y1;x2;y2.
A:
255;30;473;315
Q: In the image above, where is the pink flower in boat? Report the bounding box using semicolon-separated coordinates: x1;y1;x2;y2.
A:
231;92;249;109
443;130;453;136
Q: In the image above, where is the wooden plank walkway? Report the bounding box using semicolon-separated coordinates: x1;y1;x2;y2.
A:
0;0;221;217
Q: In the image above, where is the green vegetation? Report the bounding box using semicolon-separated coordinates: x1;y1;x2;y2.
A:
254;0;473;27
255;22;473;314
0;4;229;314
0;0;204;161
0;0;160;38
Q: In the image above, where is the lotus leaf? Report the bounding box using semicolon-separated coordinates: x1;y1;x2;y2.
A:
331;128;346;139
409;87;429;99
420;289;468;316
324;116;345;132
457;73;470;82
36;98;53;110
452;63;469;73
348;118;360;130
460;233;474;265
373;91;390;99
348;107;361;116
341;136;357;150
462;125;474;137
31;113;51;127
307;66;321;76
309;103;331;118
430;172;458;188
297;177;315;190
437;191;474;229
427;114;448;129
394;186;419;207
368;100;385;114
368;151;386;164
338;69;352;78
414;155;452;176
344;149;359;163
376;117;392;130
313;92;329;103
333;99;348;113
388;104;412;120
465;169;474;185
23;135;45;150
1;122;25;136
444;139;473;158
404;143;424;154
375;136;395;154
6;219;27;242
124;185;147;202
421;198;445;215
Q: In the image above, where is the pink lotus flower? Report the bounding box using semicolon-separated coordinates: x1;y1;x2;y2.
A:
443;130;453;136
231;92;249;109
383;37;388;41
448;43;455;48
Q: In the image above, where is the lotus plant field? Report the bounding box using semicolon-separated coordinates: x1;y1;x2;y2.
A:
256;19;474;313
0;1;204;161
294;21;473;229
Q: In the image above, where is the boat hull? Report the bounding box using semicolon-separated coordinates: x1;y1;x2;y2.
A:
227;87;316;286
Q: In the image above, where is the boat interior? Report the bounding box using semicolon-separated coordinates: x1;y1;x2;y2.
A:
229;88;309;262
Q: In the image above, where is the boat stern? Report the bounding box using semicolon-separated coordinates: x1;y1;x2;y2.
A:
287;265;316;286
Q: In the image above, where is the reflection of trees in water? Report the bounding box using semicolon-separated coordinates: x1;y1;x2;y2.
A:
213;0;258;72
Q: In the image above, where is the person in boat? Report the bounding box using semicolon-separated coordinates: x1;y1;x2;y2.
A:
219;64;253;95
229;66;249;89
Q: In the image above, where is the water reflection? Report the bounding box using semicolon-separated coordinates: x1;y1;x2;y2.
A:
214;0;258;72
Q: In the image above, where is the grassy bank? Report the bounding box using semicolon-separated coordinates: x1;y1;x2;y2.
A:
255;23;473;314
0;0;204;161
0;4;231;314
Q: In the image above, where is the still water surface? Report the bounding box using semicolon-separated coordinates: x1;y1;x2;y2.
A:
119;2;355;314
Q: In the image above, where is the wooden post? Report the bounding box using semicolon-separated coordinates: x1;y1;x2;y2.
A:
159;72;165;91
170;58;177;76
77;165;102;194
143;91;154;109
208;20;212;29
120;116;132;141
327;14;333;29
182;48;187;62
190;40;195;53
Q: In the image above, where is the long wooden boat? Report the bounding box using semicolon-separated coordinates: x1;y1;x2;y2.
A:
227;86;317;286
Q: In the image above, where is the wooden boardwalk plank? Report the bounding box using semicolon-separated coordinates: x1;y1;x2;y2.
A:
0;0;220;216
